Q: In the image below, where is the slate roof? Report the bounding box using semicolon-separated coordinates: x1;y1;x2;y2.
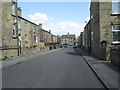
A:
62;34;75;39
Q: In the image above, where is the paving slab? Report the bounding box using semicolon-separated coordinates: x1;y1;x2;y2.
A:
78;48;119;89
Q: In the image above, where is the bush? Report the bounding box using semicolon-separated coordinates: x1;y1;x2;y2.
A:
2;56;8;60
49;46;52;50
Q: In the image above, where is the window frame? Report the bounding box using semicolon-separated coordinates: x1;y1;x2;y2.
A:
112;0;120;15
18;20;21;29
91;31;94;41
24;22;27;28
12;1;15;15
12;24;17;38
112;25;120;44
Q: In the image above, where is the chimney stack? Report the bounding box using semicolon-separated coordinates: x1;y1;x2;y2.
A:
39;23;42;29
49;30;51;33
17;7;22;17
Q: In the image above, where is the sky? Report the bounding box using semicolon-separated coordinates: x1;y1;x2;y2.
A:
18;2;91;37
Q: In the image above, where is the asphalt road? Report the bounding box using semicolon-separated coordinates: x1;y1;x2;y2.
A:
3;47;105;88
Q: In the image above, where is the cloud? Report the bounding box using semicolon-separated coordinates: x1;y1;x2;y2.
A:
43;21;85;37
28;13;85;37
28;13;49;24
50;17;55;20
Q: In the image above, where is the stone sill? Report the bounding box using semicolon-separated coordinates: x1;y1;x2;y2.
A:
111;43;120;45
110;14;120;16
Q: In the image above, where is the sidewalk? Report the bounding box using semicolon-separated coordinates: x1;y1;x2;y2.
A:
78;48;119;89
0;48;61;69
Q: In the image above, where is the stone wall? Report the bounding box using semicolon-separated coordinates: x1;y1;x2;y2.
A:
84;20;91;52
99;2;120;60
21;46;49;55
2;2;18;59
39;42;45;47
90;1;120;60
43;30;52;43
0;1;2;59
2;49;18;59
110;48;120;64
90;2;101;59
18;17;33;48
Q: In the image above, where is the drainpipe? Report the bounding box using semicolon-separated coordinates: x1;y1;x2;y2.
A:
15;1;19;56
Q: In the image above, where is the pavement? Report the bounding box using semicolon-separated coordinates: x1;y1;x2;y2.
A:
78;48;119;89
0;49;61;69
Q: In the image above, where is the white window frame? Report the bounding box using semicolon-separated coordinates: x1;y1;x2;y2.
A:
90;15;93;19
18;20;20;29
112;25;120;44
91;31;93;41
12;1;15;15
12;24;17;38
112;0;120;14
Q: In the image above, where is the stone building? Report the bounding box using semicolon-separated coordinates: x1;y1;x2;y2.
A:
0;0;43;59
43;30;52;43
84;20;91;52
15;16;40;53
0;1;2;59
78;32;84;49
90;0;120;62
61;33;76;45
10;1;41;55
39;24;44;42
57;35;61;45
52;35;57;43
1;1;18;58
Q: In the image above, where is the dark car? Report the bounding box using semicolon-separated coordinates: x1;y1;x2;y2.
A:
73;45;77;48
63;45;68;48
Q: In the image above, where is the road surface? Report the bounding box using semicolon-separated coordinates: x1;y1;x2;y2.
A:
3;46;105;88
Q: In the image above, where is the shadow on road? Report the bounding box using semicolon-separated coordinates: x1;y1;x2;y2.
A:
66;48;82;56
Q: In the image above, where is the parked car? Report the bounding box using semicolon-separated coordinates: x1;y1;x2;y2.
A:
73;45;77;48
63;45;68;48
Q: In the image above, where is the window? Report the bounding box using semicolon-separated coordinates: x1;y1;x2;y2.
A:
36;36;38;43
91;31;93;41
90;15;93;19
36;27;38;31
12;24;17;38
112;0;120;14
18;20;20;29
24;22;27;28
33;26;36;31
12;1;15;15
112;25;120;44
33;26;38;31
34;36;36;41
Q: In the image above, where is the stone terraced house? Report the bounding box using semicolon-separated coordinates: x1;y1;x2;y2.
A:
81;0;120;63
0;0;57;59
61;33;76;45
1;1;18;58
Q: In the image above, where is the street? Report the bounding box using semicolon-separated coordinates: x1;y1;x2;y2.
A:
3;47;105;88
